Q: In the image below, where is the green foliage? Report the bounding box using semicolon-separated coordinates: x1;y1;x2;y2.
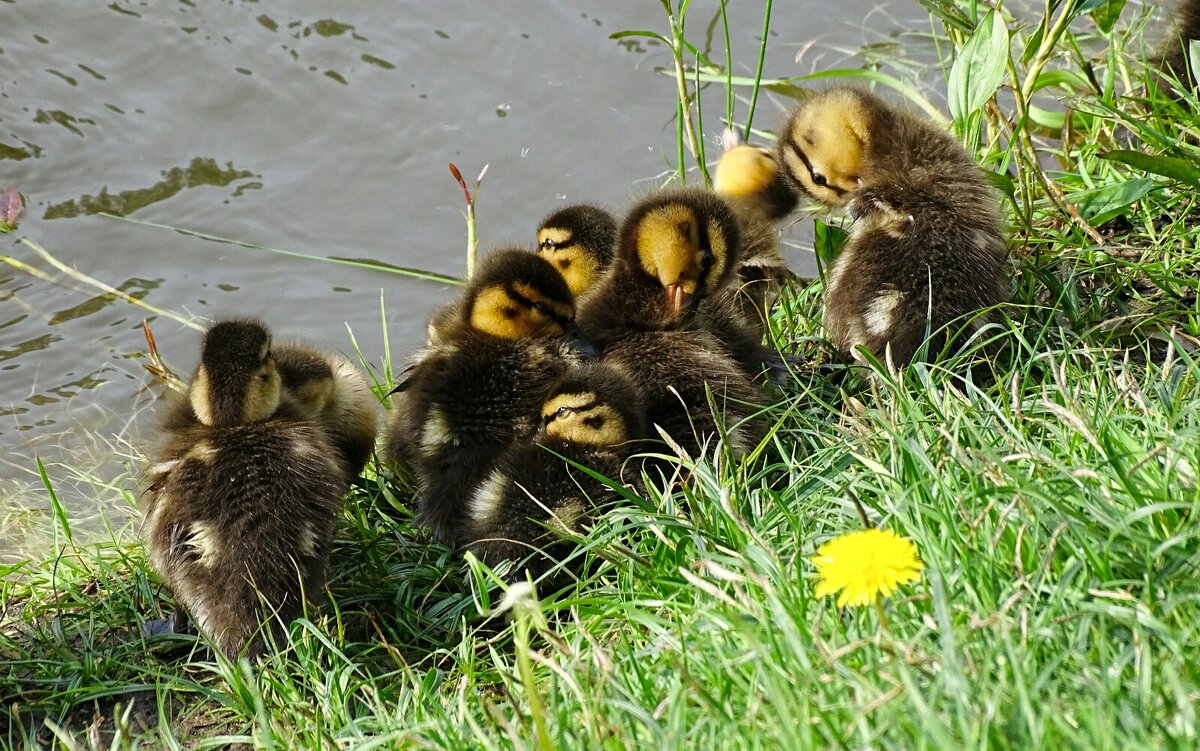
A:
1102;150;1200;187
947;9;1010;127
812;218;849;278
1070;177;1159;223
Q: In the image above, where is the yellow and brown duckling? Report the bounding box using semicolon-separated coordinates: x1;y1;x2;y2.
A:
142;319;347;660
582;186;779;383
464;363;646;579
776;87;1008;365
536;204;619;299
579;188;768;457
424;205;618;347
712;140;799;330
272;344;379;482
384;247;587;544
714;138;801;224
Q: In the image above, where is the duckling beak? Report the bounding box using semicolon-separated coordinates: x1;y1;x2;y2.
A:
562;322;599;358
666;283;690;314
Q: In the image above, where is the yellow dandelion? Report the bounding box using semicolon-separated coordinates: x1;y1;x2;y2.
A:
811;529;923;607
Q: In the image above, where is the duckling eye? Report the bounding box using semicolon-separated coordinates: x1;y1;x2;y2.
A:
540;239;559;251
533;302;550;316
700;251;715;272
811;172;828;187
556;406;572;418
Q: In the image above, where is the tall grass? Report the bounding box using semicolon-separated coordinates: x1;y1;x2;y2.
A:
3;0;1200;748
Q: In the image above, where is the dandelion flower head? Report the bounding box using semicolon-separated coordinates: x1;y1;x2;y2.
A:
811;529;923;607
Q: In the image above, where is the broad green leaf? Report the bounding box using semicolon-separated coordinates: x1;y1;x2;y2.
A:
813;219;849;276
1071;177;1158;224
1029;104;1068;130
1101;150;1200;187
1031;69;1092;92
1086;0;1127;33
1021;22;1044;65
947;10;1010;123
763;82;810;100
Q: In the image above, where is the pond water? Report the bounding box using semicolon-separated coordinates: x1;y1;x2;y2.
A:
0;0;932;558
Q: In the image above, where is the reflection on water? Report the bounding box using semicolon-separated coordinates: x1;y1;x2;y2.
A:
1;333;62;363
32;109;95;138
43;159;258;219
49;278;161;324
0;0;904;561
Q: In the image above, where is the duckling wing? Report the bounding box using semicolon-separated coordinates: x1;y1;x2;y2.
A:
400;337;580;544
828;179;1006;364
464;442;625;580
602;331;766;459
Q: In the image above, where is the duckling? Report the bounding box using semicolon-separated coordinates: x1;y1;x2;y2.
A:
1154;0;1200;94
464;363;645;579
713;138;800;224
536;204;619;299
775;87;1008;365
579;187;768;457
585;187;780;381
423;205;618;348
272;344;379;482
383;247;586;544
142;319;346;660
713;140;800;328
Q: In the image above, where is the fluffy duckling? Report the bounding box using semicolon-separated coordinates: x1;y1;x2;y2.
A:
714;139;799;224
583;187;778;382
424;205;617;347
142;319;346;660
273;344;379;482
579;188;767;457
464;363;645;578
776;87;1008;365
1154;0;1200;93
713;140;799;327
536;204;619;299
384;248;586;544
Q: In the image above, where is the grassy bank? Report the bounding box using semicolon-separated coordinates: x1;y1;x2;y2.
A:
4;0;1200;748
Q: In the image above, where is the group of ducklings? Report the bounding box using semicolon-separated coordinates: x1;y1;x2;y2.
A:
142;85;1012;660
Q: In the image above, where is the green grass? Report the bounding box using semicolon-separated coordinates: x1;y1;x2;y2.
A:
4;0;1200;748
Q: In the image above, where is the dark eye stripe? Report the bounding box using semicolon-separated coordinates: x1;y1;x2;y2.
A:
558;400;598;415
508;287;571;327
786;139;847;197
547;399;598;422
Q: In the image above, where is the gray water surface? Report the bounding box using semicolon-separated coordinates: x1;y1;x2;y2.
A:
1;0;926;557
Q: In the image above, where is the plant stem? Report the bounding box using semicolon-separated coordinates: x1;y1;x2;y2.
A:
874;597;889;632
718;0;734;127
667;2;709;184
13;236;204;331
466;203;477;279
514;607;552;751
743;0;773;141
